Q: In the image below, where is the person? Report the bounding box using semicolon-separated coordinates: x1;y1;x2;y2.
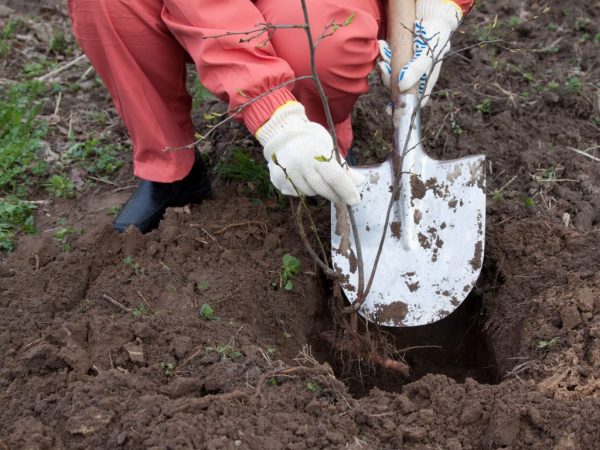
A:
67;0;474;233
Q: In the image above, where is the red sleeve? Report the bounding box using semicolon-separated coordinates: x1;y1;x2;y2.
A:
161;0;297;135
452;0;476;15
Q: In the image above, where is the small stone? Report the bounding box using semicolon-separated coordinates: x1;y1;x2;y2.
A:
382;419;395;431
447;438;462;450
123;338;145;365
117;432;127;445
158;377;204;399
554;433;580;450
393;394;417;414
0;5;14;17
170;335;192;360
577;288;595;312
561;304;582;330
527;406;542;427
401;426;426;442
417;408;435;424
234;440;242;447
460;401;483;424
66;407;114;435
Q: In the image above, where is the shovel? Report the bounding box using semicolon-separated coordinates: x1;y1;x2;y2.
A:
331;0;486;327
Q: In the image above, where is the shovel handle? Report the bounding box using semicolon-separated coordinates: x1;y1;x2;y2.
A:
388;0;418;97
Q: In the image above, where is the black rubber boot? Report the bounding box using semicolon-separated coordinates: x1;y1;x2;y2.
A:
113;151;212;233
345;147;358;166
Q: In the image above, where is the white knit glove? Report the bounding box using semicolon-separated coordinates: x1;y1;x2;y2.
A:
377;0;463;106
256;102;364;205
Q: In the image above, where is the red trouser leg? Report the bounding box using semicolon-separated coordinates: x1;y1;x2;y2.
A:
68;0;195;182
255;0;382;157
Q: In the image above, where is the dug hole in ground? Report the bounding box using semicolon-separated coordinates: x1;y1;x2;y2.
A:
1;0;600;449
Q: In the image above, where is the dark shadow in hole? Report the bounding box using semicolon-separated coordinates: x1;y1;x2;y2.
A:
311;286;499;397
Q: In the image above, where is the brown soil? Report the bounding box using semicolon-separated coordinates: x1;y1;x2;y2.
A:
2;0;600;449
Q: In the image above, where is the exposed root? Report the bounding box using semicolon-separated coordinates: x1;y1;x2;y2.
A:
323;284;412;379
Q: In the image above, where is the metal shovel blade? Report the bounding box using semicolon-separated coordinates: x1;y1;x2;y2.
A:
331;94;486;327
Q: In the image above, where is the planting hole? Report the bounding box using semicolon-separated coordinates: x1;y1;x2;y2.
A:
310;283;499;397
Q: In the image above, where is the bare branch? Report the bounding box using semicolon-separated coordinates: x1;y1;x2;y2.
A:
163;76;313;152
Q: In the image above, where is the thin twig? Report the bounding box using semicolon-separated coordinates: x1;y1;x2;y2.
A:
566;146;600;162
163;76;313;152
101;293;130;312
137;290;151;308
36;54;88;82
497;174;519;192
202;22;306;41
295;202;338;279
214;221;268;235
299;0;365;305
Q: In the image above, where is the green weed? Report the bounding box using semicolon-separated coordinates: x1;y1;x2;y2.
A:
0;81;48;196
190;79;215;110
0;199;37;251
132;303;149;318
49;30;71;55
281;254;301;291
218;147;275;198
22;58;53;78
449;113;464;136
0;19;16;57
306;381;322;393
524;197;535;208
476;99;491;114
507;16;524;28
64;139;123;175
566;77;583;93
471;19;499;43
574;17;591;32
159;362;175;376
45;174;75;198
107;205;121;217
123;256;144;275
199;303;219;321
491;191;503;202
538;337;559;349
206;341;242;361
522;72;534;82
54;226;80;252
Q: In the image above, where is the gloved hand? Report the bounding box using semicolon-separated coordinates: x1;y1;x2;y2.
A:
377;0;463;106
256;101;364;205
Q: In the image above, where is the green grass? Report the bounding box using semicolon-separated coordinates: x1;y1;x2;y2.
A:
0;81;49;250
54;226;80;252
64;139;124;175
218;147;275;198
191;79;215;110
0;78;126;251
281;254;301;291
0;199;37;251
206;341;242;361
45;174;75;198
0;81;48;196
199;303;219;321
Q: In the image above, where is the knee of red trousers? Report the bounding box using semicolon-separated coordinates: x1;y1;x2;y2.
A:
313;14;380;104
69;0;165;43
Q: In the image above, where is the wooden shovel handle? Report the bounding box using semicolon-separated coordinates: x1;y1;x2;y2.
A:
388;0;418;97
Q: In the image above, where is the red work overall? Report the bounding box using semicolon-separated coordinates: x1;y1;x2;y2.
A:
68;0;472;182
